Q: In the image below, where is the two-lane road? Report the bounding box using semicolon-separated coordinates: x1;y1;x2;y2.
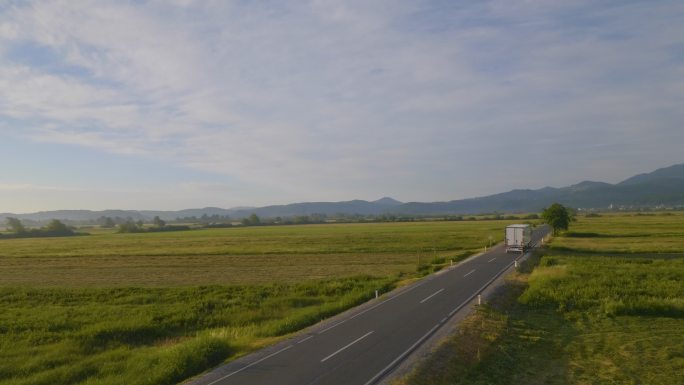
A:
190;226;549;385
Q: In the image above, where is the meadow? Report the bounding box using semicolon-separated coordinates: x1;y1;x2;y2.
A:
0;221;511;287
551;212;684;255
398;212;684;385
0;220;520;384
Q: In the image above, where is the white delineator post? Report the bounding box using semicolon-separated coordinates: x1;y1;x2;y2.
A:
375;290;378;299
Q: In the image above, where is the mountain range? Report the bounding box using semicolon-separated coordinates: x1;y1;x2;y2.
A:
3;163;684;223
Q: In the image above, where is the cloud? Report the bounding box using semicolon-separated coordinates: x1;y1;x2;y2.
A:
1;0;683;208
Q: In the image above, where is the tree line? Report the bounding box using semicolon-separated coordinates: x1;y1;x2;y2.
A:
2;217;80;238
2;204;574;236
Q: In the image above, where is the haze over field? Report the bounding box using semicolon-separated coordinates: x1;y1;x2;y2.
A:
1;1;683;212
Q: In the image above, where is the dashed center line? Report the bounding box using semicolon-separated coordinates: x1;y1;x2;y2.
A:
419;288;444;304
488;257;496;263
463;269;476;277
321;331;374;363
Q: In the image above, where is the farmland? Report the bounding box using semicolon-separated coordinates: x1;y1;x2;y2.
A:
0;221;514;287
398;212;684;385
0;220;519;384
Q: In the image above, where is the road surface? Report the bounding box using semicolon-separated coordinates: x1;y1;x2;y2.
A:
189;226;549;385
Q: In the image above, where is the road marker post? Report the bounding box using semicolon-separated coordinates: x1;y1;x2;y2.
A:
477;294;481;305
375;290;378;299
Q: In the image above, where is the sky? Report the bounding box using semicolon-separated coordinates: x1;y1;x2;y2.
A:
1;0;683;213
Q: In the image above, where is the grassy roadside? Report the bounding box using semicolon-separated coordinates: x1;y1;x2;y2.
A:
396;213;684;385
0;277;396;385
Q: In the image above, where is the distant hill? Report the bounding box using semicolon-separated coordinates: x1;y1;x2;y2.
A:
618;164;684;185
390;163;684;215
2;163;684;223
0;209;146;223
141;207;236;221
372;197;403;206
227;198;405;219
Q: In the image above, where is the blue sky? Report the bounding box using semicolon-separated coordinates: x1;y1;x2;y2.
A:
1;0;683;212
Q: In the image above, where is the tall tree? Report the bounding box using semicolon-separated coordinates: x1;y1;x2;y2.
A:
541;203;572;235
242;214;261;226
153;216;166;227
45;219;73;235
5;217;26;233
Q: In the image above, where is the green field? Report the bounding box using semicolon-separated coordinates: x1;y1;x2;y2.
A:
551;212;684;255
0;220;519;384
0;221;513;287
399;212;684;385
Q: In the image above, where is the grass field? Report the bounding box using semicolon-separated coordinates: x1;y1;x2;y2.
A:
398;212;684;385
0;220;521;384
551;212;684;255
0;221;513;287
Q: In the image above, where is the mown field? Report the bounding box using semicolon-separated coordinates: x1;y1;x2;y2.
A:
398;212;684;385
551;213;684;255
0;220;519;385
0;221;511;287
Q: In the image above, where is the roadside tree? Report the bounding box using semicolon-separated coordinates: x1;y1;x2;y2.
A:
541;203;573;235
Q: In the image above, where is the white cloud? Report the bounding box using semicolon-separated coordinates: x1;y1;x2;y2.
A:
1;0;683;208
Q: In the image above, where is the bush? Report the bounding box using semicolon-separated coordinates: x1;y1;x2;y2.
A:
118;221;143;233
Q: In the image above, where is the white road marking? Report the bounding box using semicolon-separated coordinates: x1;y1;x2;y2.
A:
363;324;440;385
317;279;428;334
463;269;476;277
363;228;551;385
198;228;551;385
488;257;496;263
446;245;543;318
419;288;444;304
206;345;293;385
297;335;314;344
321;331;374;363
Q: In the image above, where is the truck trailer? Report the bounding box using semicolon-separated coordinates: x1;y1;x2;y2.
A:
505;224;532;253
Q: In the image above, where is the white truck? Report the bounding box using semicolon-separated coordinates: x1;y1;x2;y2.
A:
505;224;532;253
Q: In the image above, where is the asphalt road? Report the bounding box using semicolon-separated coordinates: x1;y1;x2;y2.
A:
190;226;549;385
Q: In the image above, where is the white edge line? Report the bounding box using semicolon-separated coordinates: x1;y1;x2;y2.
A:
206;345;294;385
317;229;551;335
419;288;444;304
463;269;476;277
201;229;550;385
447;232;548;319
317;280;427;334
321;331;374;363
363;324;440;385
362;229;551;385
297;335;314;344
